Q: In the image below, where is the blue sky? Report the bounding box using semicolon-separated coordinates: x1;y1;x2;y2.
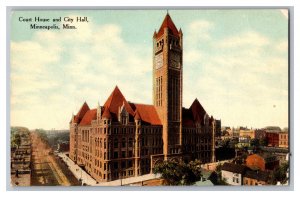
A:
10;9;288;130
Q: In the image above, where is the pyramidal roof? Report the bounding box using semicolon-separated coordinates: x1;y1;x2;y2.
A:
103;86;134;119
74;102;90;123
189;98;207;122
156;13;179;38
102;107;112;119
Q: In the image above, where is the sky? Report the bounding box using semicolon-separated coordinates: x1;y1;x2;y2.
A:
10;9;289;130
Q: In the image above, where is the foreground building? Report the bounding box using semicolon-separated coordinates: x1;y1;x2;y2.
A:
69;14;219;182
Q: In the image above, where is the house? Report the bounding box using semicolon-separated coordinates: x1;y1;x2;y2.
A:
221;162;247;185
243;170;270;185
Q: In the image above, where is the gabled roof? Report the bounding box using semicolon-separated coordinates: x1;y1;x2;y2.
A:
103;86;134;121
156;13;179;38
74;102;90;123
131;103;161;125
79;109;97;126
221;162;247;174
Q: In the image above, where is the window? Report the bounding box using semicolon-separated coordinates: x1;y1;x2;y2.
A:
128;150;133;157
128;160;133;168
121;161;126;168
128;138;133;147
114;162;118;169
114;151;118;159
122;138;126;148
114;138;118;148
122;151;126;158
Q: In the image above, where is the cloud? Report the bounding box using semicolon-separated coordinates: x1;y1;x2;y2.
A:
11;17;152;129
183;23;288;128
10;14;288;130
217;31;270;48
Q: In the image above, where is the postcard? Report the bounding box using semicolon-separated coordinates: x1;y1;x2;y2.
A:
9;9;289;188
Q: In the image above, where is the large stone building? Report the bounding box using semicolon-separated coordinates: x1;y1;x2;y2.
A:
69;14;220;182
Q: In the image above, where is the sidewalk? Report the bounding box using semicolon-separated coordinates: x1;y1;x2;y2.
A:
57;153;161;186
57;153;97;185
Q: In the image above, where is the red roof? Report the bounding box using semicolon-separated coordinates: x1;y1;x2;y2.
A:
131;103;161;125
103;86;134;121
156;13;179;38
102;107;112;119
79;109;97;126
74;102;90;123
189;98;207;122
134;110;141;120
182;99;208;127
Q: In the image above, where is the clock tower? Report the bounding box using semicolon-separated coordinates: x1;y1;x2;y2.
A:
153;13;183;159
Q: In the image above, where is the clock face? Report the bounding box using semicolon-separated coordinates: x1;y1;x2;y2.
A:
170;53;181;68
155;53;163;69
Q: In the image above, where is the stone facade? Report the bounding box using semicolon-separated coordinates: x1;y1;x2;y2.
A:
69;14;219;182
279;131;288;148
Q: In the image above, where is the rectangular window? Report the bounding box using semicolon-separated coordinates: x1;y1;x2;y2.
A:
114;151;118;159
122;138;126;148
128;160;133;168
122;151;126;158
114;162;118;170
121;161;126;168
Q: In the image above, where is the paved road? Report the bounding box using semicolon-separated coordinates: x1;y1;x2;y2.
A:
31;132;71;186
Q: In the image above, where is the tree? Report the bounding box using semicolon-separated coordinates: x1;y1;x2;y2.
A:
270;162;289;185
213;163;228;185
250;138;259;147
259;137;268;147
153;160;202;185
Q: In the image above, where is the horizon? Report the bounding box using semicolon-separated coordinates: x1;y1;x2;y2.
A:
10;10;289;130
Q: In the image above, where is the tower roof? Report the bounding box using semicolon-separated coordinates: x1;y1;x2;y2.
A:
156;13;179;38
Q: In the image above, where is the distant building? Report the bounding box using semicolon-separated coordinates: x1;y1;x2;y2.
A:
266;132;279;147
239;128;255;139
254;129;266;140
57;141;70;152
245;153;279;171
279;131;288;148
